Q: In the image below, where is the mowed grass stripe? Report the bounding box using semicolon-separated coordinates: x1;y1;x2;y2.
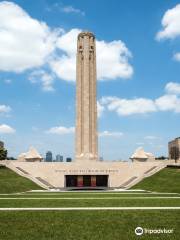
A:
0;207;180;211
0;193;179;198
0;198;180;207
0;196;180;199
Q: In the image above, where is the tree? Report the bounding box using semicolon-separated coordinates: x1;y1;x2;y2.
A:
170;147;179;163
0;147;7;160
155;156;167;160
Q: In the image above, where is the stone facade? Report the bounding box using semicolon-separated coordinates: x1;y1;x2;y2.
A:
5;160;170;189
130;147;155;162
75;32;98;161
17;147;43;162
168;137;180;162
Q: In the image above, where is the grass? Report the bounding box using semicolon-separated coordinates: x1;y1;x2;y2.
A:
0;166;180;239
0;210;179;240
0;192;179;239
0;196;180;207
132;167;180;193
0;166;42;193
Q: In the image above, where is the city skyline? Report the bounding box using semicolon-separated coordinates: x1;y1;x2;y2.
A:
0;0;180;160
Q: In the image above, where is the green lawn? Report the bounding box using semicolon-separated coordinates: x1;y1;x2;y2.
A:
0;196;180;207
0;210;179;240
132;167;180;193
0;166;42;193
0;166;180;239
0;192;178;197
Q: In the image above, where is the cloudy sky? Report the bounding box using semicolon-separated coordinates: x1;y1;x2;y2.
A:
0;0;180;160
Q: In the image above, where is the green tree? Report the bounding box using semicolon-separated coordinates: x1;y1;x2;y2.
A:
170;147;179;163
0;147;7;160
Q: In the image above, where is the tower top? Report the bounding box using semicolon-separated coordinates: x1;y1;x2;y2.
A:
78;31;95;39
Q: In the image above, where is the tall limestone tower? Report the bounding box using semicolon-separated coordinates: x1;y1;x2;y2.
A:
75;31;98;161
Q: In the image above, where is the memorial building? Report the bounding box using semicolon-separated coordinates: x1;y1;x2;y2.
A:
9;31;168;190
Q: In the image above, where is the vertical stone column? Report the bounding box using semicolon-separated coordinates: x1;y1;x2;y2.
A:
75;31;98;161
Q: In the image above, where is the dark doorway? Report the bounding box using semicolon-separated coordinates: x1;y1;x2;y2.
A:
66;175;77;187
83;175;91;187
65;175;108;188
96;175;108;187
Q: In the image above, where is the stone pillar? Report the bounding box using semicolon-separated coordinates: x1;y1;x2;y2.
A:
75;31;98;161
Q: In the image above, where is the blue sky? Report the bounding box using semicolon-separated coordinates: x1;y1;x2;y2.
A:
0;0;180;160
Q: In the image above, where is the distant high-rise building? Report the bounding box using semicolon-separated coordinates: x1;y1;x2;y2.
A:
99;156;103;161
0;141;4;148
56;154;63;162
66;157;72;162
168;137;180;163
46;151;53;162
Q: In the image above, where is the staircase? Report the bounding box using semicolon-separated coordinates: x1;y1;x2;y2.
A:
2;160;54;190
120;161;172;189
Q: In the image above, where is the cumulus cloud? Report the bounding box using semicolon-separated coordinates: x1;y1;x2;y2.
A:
29;70;55;92
156;4;180;40
62;5;85;16
0;2;133;89
0;124;15;134
99;131;123;137
136;142;145;146
46;125;75;135
144;136;160;140
97;101;105;118
173;52;180;61
0;1;59;73
46;3;85;16
155;94;180;112
50;28;133;81
4;79;12;84
0;105;11;114
165;82;180;95
96;40;133;80
50;29;79;82
100;97;157;116
100;82;180;116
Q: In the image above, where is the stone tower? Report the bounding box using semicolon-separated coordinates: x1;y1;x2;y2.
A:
75;31;98;161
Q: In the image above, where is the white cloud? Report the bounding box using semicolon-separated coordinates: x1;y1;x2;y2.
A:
51;28;133;82
0;2;133;87
0;124;15;134
4;79;12;84
173;52;180;61
46;125;75;135
144;136;159;140
29;70;55;92
96;40;133;80
97;101;105;118
47;3;85;16
100;96;157;116
155;94;180;112
99;131;123;137
62;5;85;16
0;1;59;72
165;82;180;95
100;82;180;116
156;4;180;40
50;29;79;82
0;105;11;114
136;142;144;145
